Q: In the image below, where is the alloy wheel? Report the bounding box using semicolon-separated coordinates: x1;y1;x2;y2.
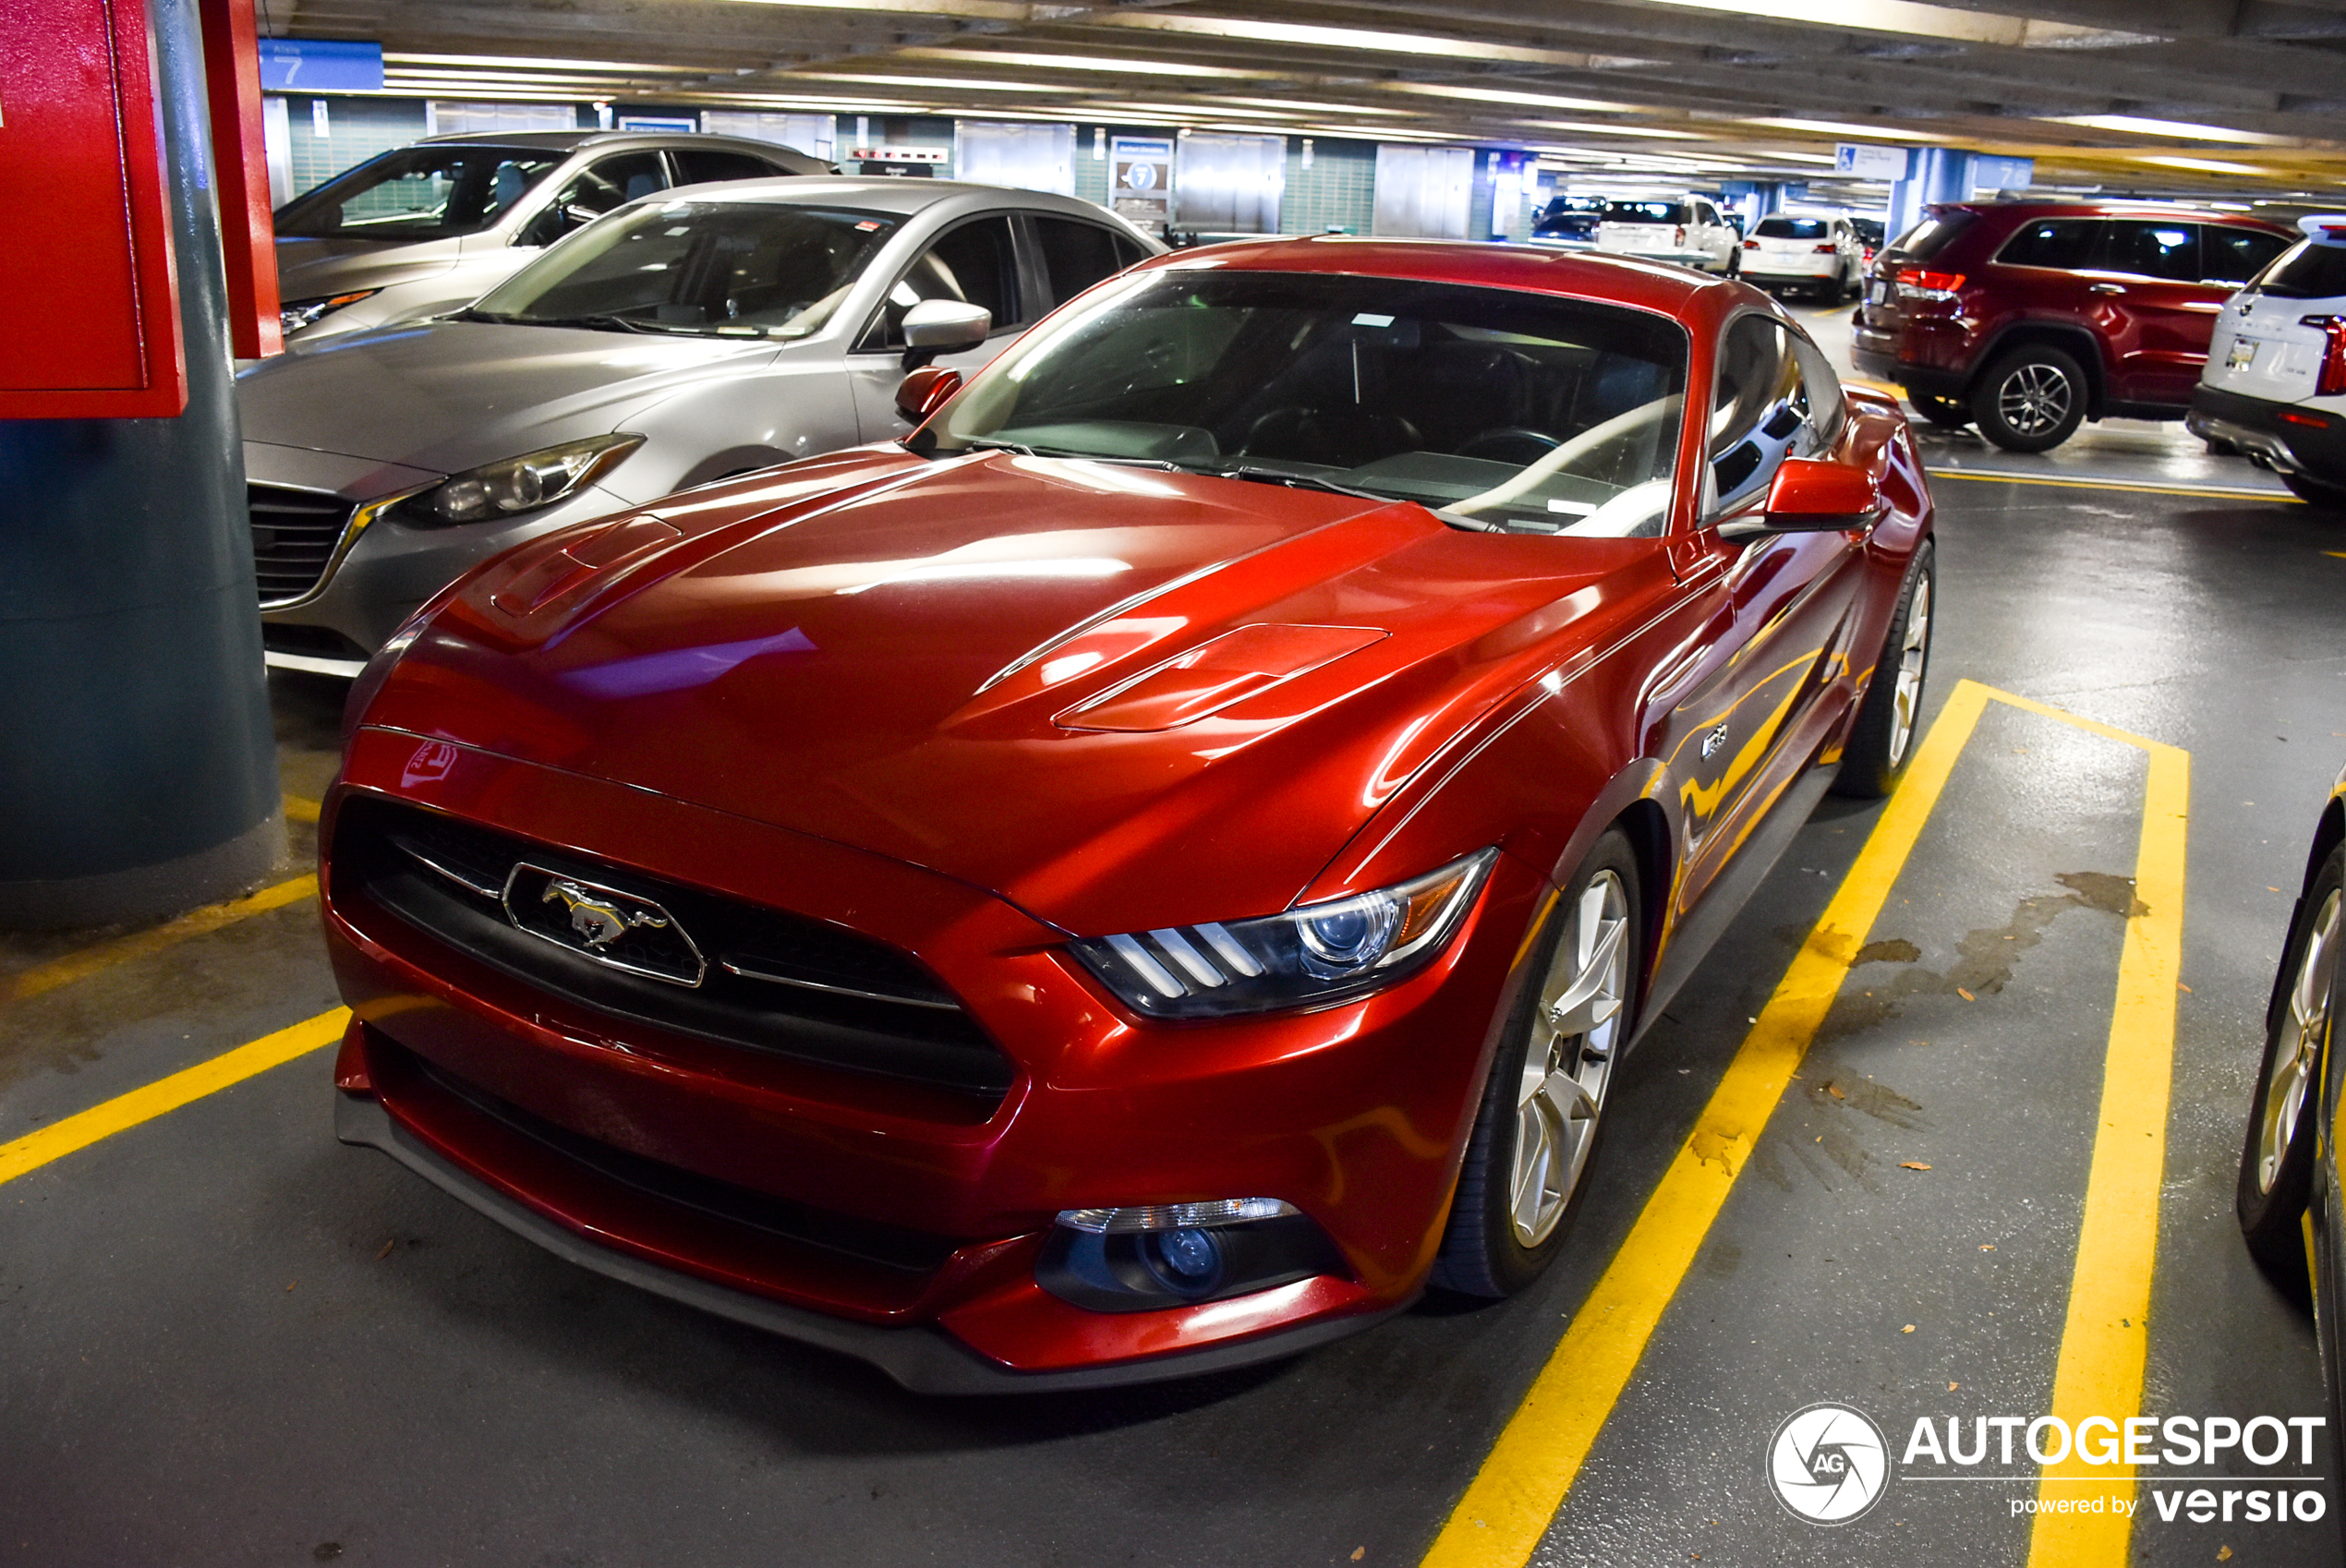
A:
1510;870;1630;1246
1886;577;1931;768
2260;887;2341;1193
1997;362;2074;437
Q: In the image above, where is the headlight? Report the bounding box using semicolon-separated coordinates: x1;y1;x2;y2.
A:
1070;849;1498;1019
385;435;644;527
280;290;379;335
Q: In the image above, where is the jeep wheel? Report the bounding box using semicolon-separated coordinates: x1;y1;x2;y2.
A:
1972;347;2086;453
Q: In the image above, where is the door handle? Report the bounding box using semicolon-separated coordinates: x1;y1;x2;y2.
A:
2089;283;2127;296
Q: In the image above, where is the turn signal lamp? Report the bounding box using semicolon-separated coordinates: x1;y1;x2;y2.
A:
1057;1199;1301;1233
2302;315;2346;397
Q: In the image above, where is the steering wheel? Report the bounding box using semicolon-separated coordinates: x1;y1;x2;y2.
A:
1450;394;1685;518
1457;428;1562;465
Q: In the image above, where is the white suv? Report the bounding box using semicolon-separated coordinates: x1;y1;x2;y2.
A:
1739;213;1865;300
1593;195;1740;276
2188;215;2346;511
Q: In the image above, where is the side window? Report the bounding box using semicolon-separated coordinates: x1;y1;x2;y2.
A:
517;152;668;247
1113;235;1153;270
671;149;789;186
2201;225;2291;285
860;216;1022;350
1996;218;2102;271
1033;217;1129;308
1709;316;1823;517
2098;220;2200;282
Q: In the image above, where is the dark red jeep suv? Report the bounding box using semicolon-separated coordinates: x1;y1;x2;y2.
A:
1852;201;2293;452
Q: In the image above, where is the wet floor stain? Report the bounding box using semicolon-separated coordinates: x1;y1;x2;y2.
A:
1820;870;2138;1043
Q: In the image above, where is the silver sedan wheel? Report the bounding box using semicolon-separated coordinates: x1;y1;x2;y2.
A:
1887;576;1931;768
1997;361;2074;437
2259;887;2340;1193
1510;870;1631;1247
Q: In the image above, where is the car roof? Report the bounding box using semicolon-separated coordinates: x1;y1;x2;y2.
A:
649;175;1149;223
419;129;811;157
1131;235;1723;316
1935;199;2291;232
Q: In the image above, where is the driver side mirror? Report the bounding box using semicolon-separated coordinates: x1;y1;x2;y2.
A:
1718;457;1882;539
896;366;962;425
900;298;990;370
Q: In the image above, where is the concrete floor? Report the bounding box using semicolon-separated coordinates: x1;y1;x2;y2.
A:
3;305;2342;1565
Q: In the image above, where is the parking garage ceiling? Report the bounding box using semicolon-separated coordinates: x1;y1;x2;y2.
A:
260;0;2346;199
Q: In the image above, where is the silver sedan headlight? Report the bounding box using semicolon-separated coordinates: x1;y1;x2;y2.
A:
1070;849;1498;1019
386;435;645;527
279;289;379;335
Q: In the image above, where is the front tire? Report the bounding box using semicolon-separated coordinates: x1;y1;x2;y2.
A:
1972;347;2087;452
1832;542;1935;799
2238;845;2343;1297
2284;471;2346;513
1433;830;1641;1297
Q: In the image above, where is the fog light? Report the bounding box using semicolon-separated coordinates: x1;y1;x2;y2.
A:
1141;1227;1224;1297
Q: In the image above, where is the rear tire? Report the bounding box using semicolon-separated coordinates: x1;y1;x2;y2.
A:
1832;542;1934;800
2239;846;2342;1301
2284;471;2346;512
1908;391;1971;429
1972;346;2087;452
1433;830;1641;1298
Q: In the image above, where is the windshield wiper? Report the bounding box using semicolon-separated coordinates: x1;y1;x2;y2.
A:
1205;465;1394;503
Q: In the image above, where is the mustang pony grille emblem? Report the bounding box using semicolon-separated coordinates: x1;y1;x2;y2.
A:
500;862;707;987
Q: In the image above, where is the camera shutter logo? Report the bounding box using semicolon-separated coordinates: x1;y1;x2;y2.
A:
1768;1403;1892;1525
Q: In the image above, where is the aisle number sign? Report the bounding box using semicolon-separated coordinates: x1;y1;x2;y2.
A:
1112;137;1174;235
1835;142;1912;180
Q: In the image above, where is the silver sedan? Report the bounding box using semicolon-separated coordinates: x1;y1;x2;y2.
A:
241;178;1162;674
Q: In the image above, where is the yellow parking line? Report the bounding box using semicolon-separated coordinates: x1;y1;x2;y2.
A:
1;874;320;1007
0;1007;347;1187
1926;468;2294;502
2325;550;2346;561
285;795;321;825
2018;699;2188;1568
1419;679;1991;1568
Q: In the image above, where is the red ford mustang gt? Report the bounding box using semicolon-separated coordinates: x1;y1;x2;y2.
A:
322;238;1935;1391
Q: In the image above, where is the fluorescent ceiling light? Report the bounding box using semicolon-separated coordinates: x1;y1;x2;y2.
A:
1766;151;1839;164
2047;114;2288;146
1097;13;1619;67
1744;117;1939;141
1618;0;2159;48
1197;96;1428;118
1379;82;1632;115
1519;120;1709;141
894;49;1266;79
385;53;709;75
778;73;1069;93
2134;154;2269;175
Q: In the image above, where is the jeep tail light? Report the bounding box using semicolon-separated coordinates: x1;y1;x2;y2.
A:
1894;267;1965;303
2304;315;2346;397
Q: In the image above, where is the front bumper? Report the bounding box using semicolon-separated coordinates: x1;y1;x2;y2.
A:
321;729;1542;1386
2186;384;2346;488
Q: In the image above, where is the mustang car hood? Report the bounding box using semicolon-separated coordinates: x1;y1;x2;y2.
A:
237;320;776;476
368;450;1639;933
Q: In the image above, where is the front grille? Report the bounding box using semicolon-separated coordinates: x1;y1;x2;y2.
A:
333;797;1014;1106
248;483;352;605
386;1039;962;1276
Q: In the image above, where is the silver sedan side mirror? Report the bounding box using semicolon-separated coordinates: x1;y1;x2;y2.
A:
901;298;991;369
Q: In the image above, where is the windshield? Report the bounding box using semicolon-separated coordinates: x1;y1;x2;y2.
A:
274;145;563;240
922;269;1688;537
2253;238;2346;300
1756;217;1831;240
467;200;902;338
1604;201;1692;225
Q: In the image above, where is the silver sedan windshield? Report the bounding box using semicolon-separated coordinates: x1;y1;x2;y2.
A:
468;201;903;339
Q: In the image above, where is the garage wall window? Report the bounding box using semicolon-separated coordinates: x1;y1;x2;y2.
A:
955;123;1077;196
702;110;836;163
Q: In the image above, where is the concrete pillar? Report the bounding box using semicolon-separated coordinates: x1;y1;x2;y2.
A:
1888;147;1973;240
0;0;282;929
